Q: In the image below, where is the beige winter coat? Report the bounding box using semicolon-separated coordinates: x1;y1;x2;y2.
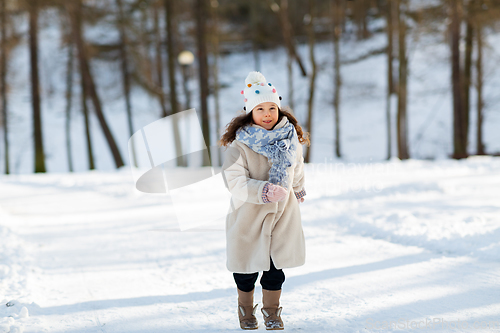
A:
221;116;306;273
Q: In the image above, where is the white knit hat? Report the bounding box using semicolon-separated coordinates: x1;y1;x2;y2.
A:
240;71;281;113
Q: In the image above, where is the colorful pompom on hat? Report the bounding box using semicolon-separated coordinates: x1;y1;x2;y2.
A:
241;71;281;113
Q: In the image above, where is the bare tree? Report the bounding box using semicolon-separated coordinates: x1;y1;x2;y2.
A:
332;0;344;159
385;0;395;160
67;0;124;168
210;0;222;167
354;0;370;39
304;0;317;164
28;0;46;173
267;0;307;77
129;2;164;102
196;0;211;166
475;17;484;155
463;0;474;154
0;0;9;174
287;52;294;110
164;0;186;167
475;0;486;155
165;0;179;118
396;0;409;160
283;0;297;108
450;0;467;158
80;72;95;170
116;0;137;167
62;15;75;172
152;0;168;118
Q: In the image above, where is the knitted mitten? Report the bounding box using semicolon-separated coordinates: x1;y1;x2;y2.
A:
264;183;287;203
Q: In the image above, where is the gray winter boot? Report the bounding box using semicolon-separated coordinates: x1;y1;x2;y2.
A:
261;289;284;330
237;287;259;330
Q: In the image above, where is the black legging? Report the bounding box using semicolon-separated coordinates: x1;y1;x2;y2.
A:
233;257;285;292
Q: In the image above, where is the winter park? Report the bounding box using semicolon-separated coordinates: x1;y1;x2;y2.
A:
1;0;500;332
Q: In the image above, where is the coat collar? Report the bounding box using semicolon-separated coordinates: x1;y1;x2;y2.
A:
251;116;288;131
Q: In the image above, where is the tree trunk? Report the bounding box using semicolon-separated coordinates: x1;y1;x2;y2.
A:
68;0;124;168
211;0;222;167
267;0;307;77
341;0;347;34
287;53;294;110
64;33;74;172
164;0;185;167
116;0;137;167
385;0;394;160
283;1;295;110
463;0;473;155
81;74;95;170
0;0;9;174
355;0;363;39
450;0;467;159
75;16;95;172
196;0;211;166
333;0;342;158
139;6;154;86
153;1;168;118
29;0;46;173
304;0;316;164
475;3;485;155
396;0;409;160
355;0;370;40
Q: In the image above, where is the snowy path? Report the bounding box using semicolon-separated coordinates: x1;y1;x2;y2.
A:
1;157;500;332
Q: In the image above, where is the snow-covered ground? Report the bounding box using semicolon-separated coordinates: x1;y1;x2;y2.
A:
1;156;499;332
1;6;500;333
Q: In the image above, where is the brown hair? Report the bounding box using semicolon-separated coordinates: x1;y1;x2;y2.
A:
218;106;311;148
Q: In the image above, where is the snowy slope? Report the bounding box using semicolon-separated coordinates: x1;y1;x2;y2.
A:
1;156;499;332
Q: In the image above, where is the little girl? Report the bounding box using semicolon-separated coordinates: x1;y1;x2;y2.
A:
218;71;310;330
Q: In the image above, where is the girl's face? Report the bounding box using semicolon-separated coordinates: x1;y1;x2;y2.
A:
251;102;279;130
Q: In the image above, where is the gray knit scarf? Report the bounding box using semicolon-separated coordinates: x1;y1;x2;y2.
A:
235;117;298;190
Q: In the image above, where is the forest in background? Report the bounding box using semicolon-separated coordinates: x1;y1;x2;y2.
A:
0;0;499;173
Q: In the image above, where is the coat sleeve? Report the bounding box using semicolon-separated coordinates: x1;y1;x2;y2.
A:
222;144;269;205
292;143;306;197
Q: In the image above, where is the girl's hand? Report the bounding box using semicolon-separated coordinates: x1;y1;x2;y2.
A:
297;197;304;204
266;184;288;202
